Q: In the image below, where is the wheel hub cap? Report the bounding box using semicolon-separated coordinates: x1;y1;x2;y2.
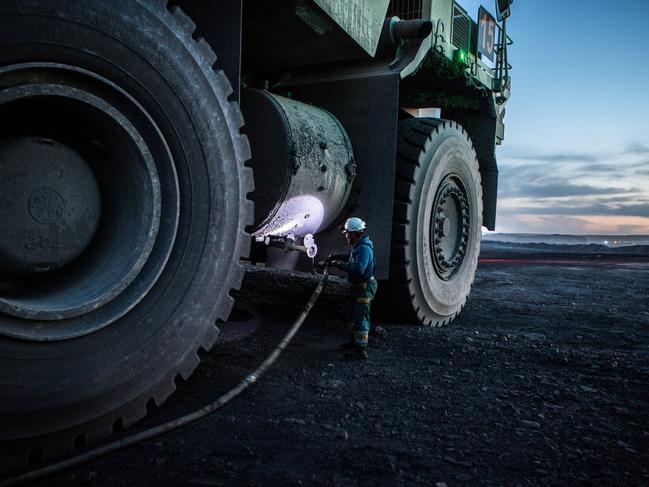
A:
440;216;451;239
0;62;179;340
430;175;470;280
0;137;101;276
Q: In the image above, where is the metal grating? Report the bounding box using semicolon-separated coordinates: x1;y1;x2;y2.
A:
387;0;423;20
451;5;471;51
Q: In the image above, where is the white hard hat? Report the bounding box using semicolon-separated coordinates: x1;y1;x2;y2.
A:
343;217;366;233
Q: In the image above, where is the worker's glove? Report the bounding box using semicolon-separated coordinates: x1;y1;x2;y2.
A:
327;253;347;263
329;259;344;268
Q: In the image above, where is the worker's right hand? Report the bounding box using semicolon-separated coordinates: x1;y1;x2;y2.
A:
329;260;344;268
327;253;346;263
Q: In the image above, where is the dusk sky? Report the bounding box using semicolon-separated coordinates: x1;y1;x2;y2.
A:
458;0;649;235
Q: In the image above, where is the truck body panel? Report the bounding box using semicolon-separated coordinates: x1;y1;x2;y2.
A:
313;0;390;56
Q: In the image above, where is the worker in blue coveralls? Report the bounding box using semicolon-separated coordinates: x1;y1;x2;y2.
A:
325;217;377;360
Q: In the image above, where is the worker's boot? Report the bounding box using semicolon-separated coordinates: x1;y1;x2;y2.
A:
343;346;368;360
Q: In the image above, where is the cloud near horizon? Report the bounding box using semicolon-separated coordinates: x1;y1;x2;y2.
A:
501;143;649;163
493;214;649;235
501;181;640;199
495;142;649;234
625;143;649;155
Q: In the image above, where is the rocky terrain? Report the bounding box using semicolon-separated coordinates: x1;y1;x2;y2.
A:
10;245;649;486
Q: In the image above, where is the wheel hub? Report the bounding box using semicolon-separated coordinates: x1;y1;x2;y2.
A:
0;137;101;276
0;62;178;340
430;175;470;280
439;216;451;239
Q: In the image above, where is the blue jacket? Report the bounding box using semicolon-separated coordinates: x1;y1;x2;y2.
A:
339;235;376;282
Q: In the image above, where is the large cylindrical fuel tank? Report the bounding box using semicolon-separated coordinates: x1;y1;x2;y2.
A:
241;88;355;238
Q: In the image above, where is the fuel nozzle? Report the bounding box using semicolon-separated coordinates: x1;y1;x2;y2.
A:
257;233;318;259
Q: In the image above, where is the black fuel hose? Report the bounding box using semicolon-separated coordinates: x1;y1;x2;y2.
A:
1;268;329;487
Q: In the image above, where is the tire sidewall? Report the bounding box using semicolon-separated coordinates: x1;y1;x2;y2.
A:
409;124;482;321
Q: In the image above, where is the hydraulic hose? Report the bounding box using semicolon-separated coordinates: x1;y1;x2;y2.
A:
1;268;329;487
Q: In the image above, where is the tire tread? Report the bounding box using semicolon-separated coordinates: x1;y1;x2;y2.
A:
384;117;480;326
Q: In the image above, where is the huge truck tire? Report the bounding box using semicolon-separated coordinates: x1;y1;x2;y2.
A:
387;118;482;326
0;0;252;468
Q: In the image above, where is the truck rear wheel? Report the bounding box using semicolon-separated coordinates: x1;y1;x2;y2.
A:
0;0;251;467
388;118;482;326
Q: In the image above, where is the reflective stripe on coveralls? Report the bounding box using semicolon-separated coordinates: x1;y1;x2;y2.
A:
351;276;377;347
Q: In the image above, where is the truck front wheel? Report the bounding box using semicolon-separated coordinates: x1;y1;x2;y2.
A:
388;118;482;326
0;0;251;468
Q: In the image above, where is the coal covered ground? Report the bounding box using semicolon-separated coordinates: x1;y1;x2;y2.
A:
25;244;649;486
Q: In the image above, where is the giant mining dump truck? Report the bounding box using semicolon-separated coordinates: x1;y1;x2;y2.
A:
0;0;512;468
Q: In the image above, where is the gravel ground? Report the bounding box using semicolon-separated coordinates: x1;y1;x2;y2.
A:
11;249;649;486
